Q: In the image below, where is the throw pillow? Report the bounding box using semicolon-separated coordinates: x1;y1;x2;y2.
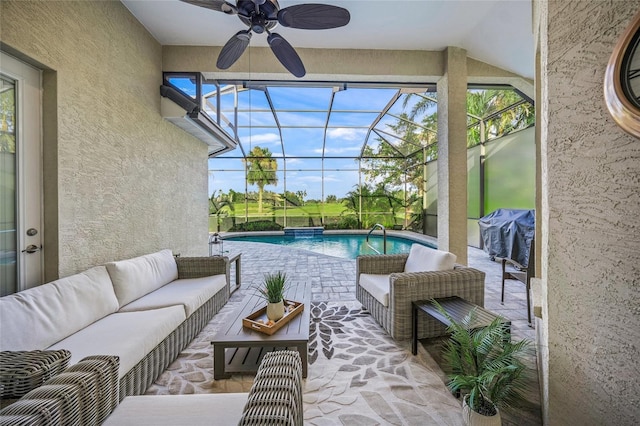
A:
404;244;456;273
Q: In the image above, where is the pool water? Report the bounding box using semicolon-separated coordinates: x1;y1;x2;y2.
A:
224;234;435;259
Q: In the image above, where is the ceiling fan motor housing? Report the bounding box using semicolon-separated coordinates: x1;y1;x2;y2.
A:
238;0;280;33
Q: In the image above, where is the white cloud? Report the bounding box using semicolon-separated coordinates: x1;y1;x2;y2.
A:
247;133;280;144
321;146;362;155
327;128;365;140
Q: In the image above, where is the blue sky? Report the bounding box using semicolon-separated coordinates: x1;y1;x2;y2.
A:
206;85;415;200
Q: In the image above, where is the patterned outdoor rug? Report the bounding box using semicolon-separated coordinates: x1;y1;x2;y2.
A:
305;301;462;425
146;299;463;425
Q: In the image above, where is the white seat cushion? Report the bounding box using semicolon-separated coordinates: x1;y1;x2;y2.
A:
359;274;390;307
404;244;457;273
118;275;227;317
106;249;179;308
47;305;186;379
0;266;118;351
103;394;247;426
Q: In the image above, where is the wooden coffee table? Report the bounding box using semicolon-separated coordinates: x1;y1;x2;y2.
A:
211;280;310;379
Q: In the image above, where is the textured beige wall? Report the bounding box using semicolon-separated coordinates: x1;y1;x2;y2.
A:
1;1;209;276
437;47;469;265
542;1;640;424
163;45;528;85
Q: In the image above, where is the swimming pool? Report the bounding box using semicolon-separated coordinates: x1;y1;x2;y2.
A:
223;233;435;259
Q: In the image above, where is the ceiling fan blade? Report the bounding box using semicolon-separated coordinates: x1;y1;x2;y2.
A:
180;0;237;15
267;32;306;78
277;4;350;30
217;30;252;69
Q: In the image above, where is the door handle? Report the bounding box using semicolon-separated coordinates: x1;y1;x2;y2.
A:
21;244;42;254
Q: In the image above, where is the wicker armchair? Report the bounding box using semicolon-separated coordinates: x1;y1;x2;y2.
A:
239;350;303;426
0;350;71;403
356;253;486;340
0;355;119;426
0;351;303;426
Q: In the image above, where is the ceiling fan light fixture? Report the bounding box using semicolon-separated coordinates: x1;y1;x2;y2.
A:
221;4;235;14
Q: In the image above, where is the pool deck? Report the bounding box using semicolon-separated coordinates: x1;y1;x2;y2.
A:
222;233;542;425
223;233;534;342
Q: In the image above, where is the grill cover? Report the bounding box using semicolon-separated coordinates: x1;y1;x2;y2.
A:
478;209;534;266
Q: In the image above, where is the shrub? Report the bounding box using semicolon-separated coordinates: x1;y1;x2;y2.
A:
228;221;283;232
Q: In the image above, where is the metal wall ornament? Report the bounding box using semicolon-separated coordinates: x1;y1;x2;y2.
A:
604;10;640;138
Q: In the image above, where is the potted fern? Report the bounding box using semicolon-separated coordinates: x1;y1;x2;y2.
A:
432;300;533;426
258;271;289;321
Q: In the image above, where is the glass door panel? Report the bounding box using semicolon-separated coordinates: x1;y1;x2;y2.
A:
1;52;43;295
0;76;17;295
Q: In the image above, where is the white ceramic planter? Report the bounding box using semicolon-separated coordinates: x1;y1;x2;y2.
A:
266;300;285;321
462;396;501;426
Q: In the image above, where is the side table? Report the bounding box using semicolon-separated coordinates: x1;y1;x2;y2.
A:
226;252;241;294
411;296;510;355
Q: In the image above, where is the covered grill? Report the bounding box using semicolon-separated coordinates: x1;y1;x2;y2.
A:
478;209;535;266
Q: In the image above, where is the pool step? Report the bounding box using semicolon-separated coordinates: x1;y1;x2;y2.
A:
284;227;324;238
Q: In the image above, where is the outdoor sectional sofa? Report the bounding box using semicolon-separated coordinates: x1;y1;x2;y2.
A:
0;249;230;400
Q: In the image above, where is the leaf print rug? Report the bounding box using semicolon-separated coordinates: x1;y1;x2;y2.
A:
305;301;463;426
146;297;463;425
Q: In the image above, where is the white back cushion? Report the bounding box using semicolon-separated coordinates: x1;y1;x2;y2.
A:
404;244;456;273
106;249;178;307
0;266;119;351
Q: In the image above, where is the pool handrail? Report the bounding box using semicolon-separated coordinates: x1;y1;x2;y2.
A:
366;224;387;254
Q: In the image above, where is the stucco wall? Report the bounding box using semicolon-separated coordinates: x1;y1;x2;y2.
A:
0;1;209;276
542;1;640;424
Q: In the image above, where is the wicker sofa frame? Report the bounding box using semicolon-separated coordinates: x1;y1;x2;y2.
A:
118;256;230;399
0;256;230;404
356;253;486;340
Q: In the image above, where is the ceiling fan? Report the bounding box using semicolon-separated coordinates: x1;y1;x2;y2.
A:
180;0;350;77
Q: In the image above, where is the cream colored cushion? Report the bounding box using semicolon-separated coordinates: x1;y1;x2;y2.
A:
47;305;185;379
106;249;178;308
118;275;227;317
0;266;118;351
404;244;456;273
359;274;390;307
103;394;247;426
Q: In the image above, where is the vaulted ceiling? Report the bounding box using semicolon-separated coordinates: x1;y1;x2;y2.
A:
122;0;534;80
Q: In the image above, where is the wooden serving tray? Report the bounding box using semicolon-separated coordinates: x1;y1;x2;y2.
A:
242;300;304;335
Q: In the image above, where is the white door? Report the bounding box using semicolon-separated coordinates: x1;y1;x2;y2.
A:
0;52;43;295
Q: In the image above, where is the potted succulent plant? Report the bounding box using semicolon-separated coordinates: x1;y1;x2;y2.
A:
432;300;533;426
258;271;289;321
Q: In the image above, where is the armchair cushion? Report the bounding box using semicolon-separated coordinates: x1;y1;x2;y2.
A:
358;274;390;307
404;244;456;273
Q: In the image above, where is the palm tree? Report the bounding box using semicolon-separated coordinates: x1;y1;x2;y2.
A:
343;183;403;229
244;146;278;214
209;190;236;231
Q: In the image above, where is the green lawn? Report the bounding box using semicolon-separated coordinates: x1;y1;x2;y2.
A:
210;200;412;232
221;201;349;217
